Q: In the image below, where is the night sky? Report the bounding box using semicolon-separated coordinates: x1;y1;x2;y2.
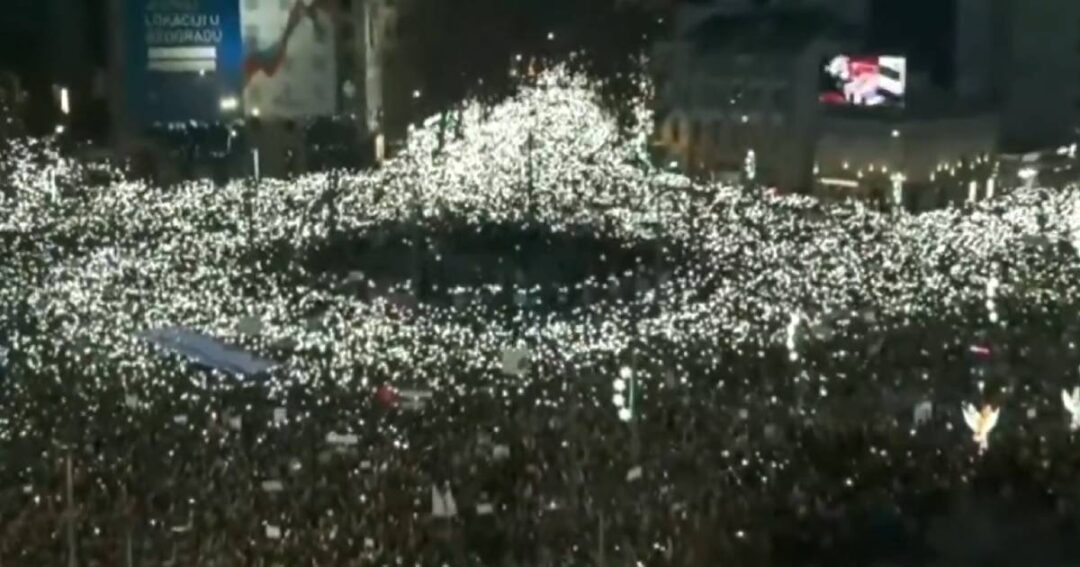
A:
869;0;956;87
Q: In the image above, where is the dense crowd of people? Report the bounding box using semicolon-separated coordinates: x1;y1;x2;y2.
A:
3;68;1080;564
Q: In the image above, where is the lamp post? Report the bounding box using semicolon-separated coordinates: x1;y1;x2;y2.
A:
52;440;78;567
744;148;757;194
890;172;906;212
614;364;639;459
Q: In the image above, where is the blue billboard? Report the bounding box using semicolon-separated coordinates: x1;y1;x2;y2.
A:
125;0;244;126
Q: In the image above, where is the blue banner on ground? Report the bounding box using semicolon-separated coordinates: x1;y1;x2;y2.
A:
140;327;277;378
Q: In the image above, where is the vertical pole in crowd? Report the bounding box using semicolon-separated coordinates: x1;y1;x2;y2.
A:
65;451;77;567
597;511;606;567
252;148;261;182
249;149;260;251
413;182;422;300
630;358;640;462
527;128;535;216
126;529;133;567
327;168;339;238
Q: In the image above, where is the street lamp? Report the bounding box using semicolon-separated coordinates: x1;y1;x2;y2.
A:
890;172;906;209
59;87;70;115
614;365;634;422
1019;167;1038;190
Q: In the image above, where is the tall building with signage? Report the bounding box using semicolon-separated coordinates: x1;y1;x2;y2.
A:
108;0;396;178
654;0;1005;210
653;7;846;191
120;0;245;126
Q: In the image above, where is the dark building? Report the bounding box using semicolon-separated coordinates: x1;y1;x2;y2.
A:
0;0;105;137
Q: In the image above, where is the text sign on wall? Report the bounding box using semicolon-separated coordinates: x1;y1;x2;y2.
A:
126;0;244;125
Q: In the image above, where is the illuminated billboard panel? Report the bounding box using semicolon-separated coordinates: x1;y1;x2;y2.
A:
125;0;244;125
124;0;341;126
240;0;339;119
819;55;907;108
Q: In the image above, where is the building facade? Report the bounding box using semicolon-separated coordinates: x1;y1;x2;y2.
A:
653;9;844;192
105;0;414;180
654;0;1080;210
0;72;27;139
815;109;998;209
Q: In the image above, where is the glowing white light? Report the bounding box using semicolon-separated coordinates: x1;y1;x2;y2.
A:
59;87;69;115
890;173;905;207
220;97;239;112
618;408;632;422
613;378;626;392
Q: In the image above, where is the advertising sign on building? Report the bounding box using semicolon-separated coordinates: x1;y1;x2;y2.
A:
125;0;245;125
241;0;339;119
819;55;907;108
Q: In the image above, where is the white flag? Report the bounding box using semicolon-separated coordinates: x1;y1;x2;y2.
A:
914;400;933;427
431;485;447;518
501;348;531;376
1063;387;1080;430
443;487;458;517
327;432;358;446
